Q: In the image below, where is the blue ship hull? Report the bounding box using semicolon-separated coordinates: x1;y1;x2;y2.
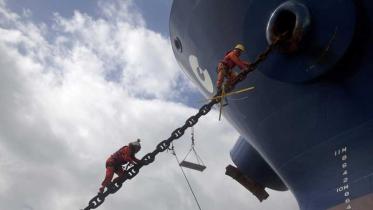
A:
170;0;373;209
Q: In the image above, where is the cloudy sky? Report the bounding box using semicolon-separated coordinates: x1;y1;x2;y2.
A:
0;0;298;210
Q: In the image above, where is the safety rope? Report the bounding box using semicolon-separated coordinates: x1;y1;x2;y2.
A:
81;39;280;210
170;144;203;210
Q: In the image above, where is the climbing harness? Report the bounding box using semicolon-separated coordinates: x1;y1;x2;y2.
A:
82;38;280;210
170;143;203;210
179;127;206;172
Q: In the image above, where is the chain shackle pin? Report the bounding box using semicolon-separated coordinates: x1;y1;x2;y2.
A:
156;140;171;152
88;195;105;209
107;181;122;194
141;153;155;165
171;128;185;139
186;116;198;127
127;167;139;179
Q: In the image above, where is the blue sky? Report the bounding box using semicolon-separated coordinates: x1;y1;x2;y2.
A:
8;0;173;36
0;1;297;210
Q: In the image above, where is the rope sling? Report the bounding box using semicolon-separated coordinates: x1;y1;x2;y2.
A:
179;127;206;171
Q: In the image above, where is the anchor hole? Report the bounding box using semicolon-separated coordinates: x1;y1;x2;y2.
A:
271;10;296;39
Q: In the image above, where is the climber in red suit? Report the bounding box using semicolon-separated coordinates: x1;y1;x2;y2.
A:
216;44;252;93
99;139;142;193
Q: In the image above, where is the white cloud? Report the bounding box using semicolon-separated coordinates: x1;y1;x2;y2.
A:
50;0;187;100
0;0;298;210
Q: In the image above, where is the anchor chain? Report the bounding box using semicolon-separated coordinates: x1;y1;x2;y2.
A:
83;101;216;210
82;40;279;210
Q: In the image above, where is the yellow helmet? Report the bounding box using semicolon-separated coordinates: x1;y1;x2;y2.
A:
234;44;246;52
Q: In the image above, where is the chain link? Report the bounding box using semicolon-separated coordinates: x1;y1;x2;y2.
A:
82;41;277;210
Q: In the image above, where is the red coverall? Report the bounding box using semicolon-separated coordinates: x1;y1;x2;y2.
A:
216;50;251;90
100;146;140;191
